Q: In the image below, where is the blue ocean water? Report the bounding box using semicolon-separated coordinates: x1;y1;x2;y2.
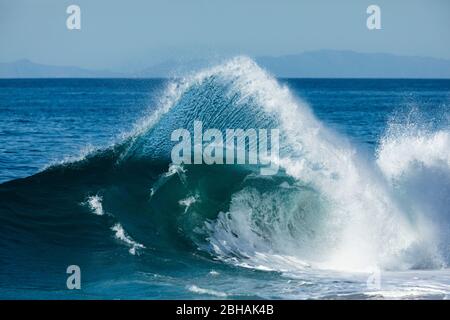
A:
1;78;448;184
0;58;449;299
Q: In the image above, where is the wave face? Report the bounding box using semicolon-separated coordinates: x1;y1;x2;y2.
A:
0;57;449;298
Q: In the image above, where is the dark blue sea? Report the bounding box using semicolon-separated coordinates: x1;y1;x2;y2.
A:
0;58;449;299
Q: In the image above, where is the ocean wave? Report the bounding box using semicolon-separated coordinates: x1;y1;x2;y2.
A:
0;57;448;281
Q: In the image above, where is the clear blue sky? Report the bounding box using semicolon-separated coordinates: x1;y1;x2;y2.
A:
1;0;449;71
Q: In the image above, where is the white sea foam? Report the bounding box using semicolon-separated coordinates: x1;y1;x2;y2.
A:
179;194;199;213
377;128;450;181
111;223;145;255
208;270;220;276
84;197;146;256
149;164;188;199
85;195;104;216
376;116;450;269
188;285;228;297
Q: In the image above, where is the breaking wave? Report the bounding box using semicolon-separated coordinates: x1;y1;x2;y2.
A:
0;57;448;286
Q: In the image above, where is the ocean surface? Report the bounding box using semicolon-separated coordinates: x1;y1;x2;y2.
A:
0;58;449;299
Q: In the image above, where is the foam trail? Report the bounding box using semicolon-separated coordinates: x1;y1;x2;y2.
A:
188;285;228;298
85;195;104;216
111;223;145;255
179;195;199;214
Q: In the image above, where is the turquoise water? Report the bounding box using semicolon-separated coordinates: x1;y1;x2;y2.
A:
0;58;449;299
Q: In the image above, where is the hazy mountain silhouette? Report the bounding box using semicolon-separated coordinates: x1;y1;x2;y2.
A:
256;50;450;78
0;59;123;78
2;51;450;78
135;50;450;78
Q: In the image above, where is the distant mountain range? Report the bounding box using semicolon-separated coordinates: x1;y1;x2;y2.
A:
2;50;450;78
0;59;123;78
257;50;450;78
